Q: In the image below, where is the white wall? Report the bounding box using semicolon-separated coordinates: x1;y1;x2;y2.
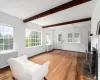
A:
91;0;100;35
91;0;100;79
51;21;91;52
0;51;18;68
0;11;53;57
24;25;54;57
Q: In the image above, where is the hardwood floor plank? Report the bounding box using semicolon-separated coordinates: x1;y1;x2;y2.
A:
0;50;90;80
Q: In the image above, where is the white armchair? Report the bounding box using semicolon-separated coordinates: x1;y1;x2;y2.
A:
7;55;50;80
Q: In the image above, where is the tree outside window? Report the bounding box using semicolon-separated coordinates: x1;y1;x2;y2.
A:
26;29;42;47
0;25;14;52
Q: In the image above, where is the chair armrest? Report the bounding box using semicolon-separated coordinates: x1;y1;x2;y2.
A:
31;61;50;80
27;60;36;65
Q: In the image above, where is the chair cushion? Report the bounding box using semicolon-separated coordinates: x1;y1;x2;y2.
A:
17;55;28;63
25;62;41;75
26;61;38;67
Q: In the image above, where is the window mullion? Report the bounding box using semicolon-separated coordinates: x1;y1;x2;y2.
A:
26;30;42;47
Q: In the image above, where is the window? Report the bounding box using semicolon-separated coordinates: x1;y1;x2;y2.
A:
68;33;73;43
58;34;62;42
26;29;42;47
67;32;80;43
74;33;80;43
46;33;50;45
0;25;14;52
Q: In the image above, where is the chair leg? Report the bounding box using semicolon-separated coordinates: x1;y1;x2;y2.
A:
44;77;47;80
12;76;17;80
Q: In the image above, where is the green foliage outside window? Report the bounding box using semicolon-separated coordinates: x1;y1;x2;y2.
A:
0;25;13;51
26;30;42;47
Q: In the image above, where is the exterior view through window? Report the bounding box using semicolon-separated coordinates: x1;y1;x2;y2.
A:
74;33;80;43
26;29;42;47
68;33;73;43
0;24;14;52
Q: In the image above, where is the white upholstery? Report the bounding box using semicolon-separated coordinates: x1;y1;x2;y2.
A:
7;55;50;80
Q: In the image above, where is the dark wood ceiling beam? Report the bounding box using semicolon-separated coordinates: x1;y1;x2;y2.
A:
42;17;91;28
23;0;91;23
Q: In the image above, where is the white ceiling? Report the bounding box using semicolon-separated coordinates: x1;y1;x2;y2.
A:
0;0;97;26
32;0;96;26
0;0;71;19
49;21;91;29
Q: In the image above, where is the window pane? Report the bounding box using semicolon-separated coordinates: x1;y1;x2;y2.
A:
39;43;41;45
33;34;36;38
38;43;41;45
29;35;31;38
26;29;42;47
31;43;33;46
0;25;14;51
31;39;34;42
68;39;72;42
29;38;31;42
29;43;32;47
36;39;38;42
33;43;35;46
4;39;9;44
31;34;34;38
37;39;39;43
33;39;35;43
26;39;28;47
68;33;73;43
0;33;3;38
37;33;39;38
58;34;62;41
0;45;3;51
0;26;4;38
36;34;38;38
26;29;31;38
68;33;73;38
34;31;36;34
9;38;13;44
9;44;13;49
4;35;9;39
74;33;80;43
3;26;13;37
4;44;9;50
35;43;37;46
31;43;34;46
0;39;3;45
3;26;13;39
74;33;79;38
37;43;39;45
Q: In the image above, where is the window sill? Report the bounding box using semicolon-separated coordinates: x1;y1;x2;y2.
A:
46;44;52;45
0;50;17;54
26;45;42;49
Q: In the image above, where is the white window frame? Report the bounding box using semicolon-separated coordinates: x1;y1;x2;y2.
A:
74;32;81;43
58;34;62;42
26;29;42;48
67;32;81;43
68;33;73;43
0;24;14;52
46;33;51;45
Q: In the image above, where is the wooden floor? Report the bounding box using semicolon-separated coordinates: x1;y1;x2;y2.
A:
0;50;91;80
